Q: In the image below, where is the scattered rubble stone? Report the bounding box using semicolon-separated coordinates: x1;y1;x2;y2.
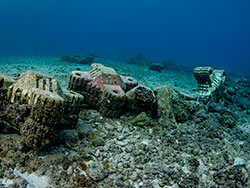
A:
224;77;250;111
0;60;250;188
154;85;197;124
126;85;156;116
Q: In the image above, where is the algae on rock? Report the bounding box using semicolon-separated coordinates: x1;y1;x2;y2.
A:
154;85;197;124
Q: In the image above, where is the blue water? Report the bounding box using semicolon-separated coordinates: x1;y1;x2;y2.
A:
0;0;250;73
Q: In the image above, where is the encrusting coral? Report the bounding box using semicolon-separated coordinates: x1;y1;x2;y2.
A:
68;63;138;117
194;67;226;103
0;65;230;149
0;71;83;149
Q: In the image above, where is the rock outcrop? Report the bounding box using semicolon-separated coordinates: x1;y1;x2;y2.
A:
0;71;83;149
68;63;138;117
194;67;226;103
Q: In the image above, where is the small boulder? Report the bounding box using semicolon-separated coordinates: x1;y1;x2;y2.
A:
154;85;176;124
154;85;196;124
126;85;155;115
149;63;164;72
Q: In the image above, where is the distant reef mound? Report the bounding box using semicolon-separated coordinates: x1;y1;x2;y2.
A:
60;52;99;65
126;54;152;66
127;54;194;73
149;63;164;72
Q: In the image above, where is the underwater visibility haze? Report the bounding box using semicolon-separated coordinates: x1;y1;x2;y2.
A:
0;0;250;72
1;1;250;188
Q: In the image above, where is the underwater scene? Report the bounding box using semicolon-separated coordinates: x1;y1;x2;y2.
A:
0;0;250;187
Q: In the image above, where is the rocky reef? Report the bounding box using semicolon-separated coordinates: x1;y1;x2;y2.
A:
0;61;249;187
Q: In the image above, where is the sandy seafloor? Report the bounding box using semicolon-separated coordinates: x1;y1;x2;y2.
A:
0;57;197;93
0;56;250;187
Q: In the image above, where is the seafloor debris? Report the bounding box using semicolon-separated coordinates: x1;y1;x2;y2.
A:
68;63;138;117
194;67;226;103
1;58;249;187
0;71;83;149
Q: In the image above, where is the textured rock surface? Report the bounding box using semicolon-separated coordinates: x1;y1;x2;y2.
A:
194;67;226;103
154;85;197;124
154;85;176;124
0;71;83;149
1;107;249;187
0;57;249;188
126;85;155;116
68;63;138;117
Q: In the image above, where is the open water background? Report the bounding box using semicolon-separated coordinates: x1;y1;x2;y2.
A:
0;0;250;73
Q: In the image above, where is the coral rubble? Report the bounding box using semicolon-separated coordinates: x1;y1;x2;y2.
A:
0;58;249;188
224;77;250;111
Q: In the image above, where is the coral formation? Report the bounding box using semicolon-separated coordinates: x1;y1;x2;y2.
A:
0;57;250;188
68;63;138;117
0;71;83;149
194;67;226;103
120;75;138;92
154;85;198;124
126;85;156;116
